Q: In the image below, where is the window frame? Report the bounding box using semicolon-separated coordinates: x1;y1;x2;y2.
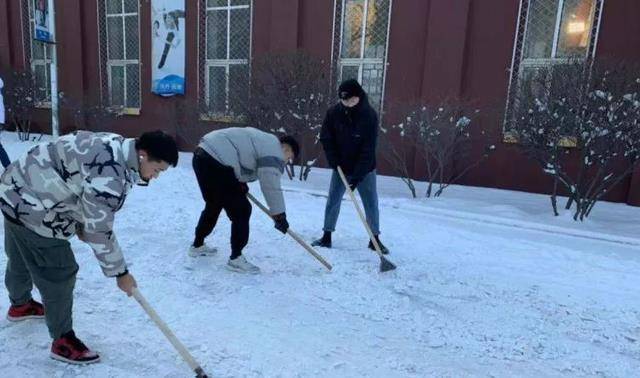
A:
98;0;142;115
202;0;253;121
22;0;53;108
503;0;605;142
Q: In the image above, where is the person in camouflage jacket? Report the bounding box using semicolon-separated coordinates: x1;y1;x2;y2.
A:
1;130;178;364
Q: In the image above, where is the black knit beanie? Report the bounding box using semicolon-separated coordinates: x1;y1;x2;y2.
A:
338;79;365;100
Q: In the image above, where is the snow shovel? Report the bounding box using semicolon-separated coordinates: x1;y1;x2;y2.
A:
336;167;397;272
132;288;209;378
246;192;333;271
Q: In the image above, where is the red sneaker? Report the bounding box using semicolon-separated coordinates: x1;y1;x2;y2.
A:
6;299;45;321
50;331;100;365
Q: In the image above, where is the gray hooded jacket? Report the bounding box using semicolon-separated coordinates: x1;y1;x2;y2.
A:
199;127;286;215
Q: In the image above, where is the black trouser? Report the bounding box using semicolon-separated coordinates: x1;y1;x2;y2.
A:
192;148;251;258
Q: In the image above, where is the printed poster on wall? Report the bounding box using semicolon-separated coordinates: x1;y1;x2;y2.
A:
151;0;186;96
33;0;54;43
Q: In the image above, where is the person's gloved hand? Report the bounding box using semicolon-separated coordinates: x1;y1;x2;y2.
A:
239;182;249;194
273;213;289;234
76;224;86;242
348;177;361;192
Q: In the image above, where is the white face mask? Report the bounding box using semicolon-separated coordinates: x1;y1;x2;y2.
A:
340;96;360;108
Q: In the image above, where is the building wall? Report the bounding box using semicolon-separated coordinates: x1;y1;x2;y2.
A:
0;0;638;205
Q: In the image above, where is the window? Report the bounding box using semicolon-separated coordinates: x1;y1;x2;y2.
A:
98;0;141;111
333;0;392;114
22;0;52;105
200;0;252;119
505;0;604;134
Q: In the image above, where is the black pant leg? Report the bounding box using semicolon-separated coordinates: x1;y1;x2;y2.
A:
194;202;223;247
192;149;226;246
224;190;252;259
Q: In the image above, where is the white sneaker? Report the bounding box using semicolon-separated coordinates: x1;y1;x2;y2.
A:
227;255;260;274
188;244;218;257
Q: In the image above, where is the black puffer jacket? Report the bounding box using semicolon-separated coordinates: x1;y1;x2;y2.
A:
319;94;378;183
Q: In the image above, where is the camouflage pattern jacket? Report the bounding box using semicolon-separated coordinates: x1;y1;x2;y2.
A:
0;131;140;277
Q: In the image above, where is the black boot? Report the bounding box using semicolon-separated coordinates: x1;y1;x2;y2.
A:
311;231;332;248
368;235;389;255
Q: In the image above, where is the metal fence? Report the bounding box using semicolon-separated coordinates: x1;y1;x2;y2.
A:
332;0;392;114
198;0;252;119
98;0;141;110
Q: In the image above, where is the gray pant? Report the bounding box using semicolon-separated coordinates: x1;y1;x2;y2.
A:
4;219;78;339
323;170;380;235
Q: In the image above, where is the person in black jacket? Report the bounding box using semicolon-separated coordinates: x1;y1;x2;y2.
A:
311;79;389;254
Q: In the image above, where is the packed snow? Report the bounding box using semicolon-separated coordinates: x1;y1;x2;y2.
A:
0;132;639;377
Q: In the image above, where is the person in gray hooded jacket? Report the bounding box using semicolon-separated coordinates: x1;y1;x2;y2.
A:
190;127;299;273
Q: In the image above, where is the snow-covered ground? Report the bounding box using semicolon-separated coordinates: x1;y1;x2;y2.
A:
0;132;639;377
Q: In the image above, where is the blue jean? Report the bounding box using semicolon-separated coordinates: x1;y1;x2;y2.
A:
0;142;10;168
323;170;380;235
0;129;10;168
